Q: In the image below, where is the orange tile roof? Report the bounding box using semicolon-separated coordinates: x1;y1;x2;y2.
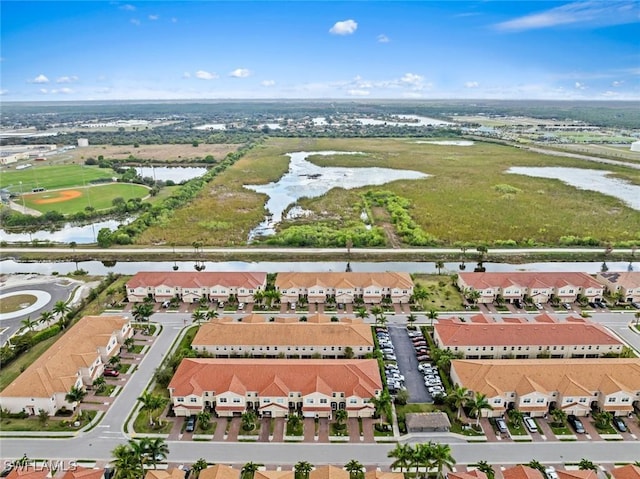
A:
534;313;557;323
435;319;621;347
451;359;640;397
611;465;640;479
0;315;129;398
502;466;544;479
145;470;185;479
309;466;349;479
254;472;294;479
199;465;240;479
448;471;488;479
127;271;266;289
275;272;413;290
365;472;404;479
598;271;640;289
6;469;49;479
63;467;104;479
459;272;602;291
169;359;381;399
193;320;373;347
557;471;596;479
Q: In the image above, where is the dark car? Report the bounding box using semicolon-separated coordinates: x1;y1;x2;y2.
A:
103;368;120;377
613;416;627;432
567;414;585;434
185;416;196;432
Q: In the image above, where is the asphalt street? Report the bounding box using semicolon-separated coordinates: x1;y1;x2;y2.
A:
0;311;639;465
387;325;431;403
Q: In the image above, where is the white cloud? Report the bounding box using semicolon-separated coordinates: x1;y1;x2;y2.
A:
182;72;191;79
464;81;479;88
575;81;587;90
195;70;218;80
120;4;136;11
377;34;390;43
400;73;424;87
612;80;624;87
494;1;639;32
0;89;8;96
55;87;74;94
347;89;370;96
130;18;140;26
39;88;48;94
261;80;276;87
149;14;159;20
230;68;251;78
329;19;358;35
56;75;79;83
29;74;50;84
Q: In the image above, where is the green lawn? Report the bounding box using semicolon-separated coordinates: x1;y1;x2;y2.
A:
133;410;173;434
0;410;96;432
22;183;149;215
412;274;465;311
0;164;115;192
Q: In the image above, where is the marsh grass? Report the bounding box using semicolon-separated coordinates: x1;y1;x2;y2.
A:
135;137;640;246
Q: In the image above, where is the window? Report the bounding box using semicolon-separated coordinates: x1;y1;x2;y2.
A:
565;398;573;403
493;399;501;404
579;398;587;403
176;398;184;402
306;399;314;404
233;398;241;403
190;397;197;403
219;398;227;403
608;397;616;403
320;398;327;404
536;398;545;403
349;399;357;404
622;397;630;403
523;398;532;404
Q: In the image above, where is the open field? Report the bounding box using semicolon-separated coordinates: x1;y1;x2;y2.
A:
0;164;114;193
136;137;640;247
63;143;242;163
552;144;640;163
22;183;150;215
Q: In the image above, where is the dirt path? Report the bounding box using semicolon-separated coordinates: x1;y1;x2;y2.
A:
8;200;43;217
371;206;401;248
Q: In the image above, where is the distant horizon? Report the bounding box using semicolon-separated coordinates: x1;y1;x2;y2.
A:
2;1;638;102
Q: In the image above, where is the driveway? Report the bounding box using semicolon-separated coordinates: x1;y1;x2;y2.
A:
387;325;431;403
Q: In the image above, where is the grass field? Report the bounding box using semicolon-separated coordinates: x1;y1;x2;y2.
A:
65;144;242;163
136;137;640;247
22;183;149;215
0;164;115;193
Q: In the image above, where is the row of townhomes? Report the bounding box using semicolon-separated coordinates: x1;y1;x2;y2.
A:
191;315;375;358
457;272;604;304
126;271;414;305
168;358;382;419
274;272;414;304
450;358;640;417
596;271;640;302
452;463;640;479
126;271;268;304
434;314;624;359
0;316;132;415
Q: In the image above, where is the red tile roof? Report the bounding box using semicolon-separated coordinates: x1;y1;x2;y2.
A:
127;271;266;289
611;465;640;479
169;359;381;399
435;319;621;347
275;272;413;290
459;272;602;290
448;471;488;479
502;466;544;479
6;469;49;479
63;467;104;479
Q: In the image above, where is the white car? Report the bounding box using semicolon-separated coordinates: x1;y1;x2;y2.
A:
238;302;245;310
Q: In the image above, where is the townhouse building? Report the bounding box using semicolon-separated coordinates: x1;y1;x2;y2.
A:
596;271;640;303
611;465;640;479
168;358;382;419
457;272;604;304
275;272;413;306
450;358;640;418
434;316;623;359
0;316;132;415
191;316;374;358
199;466;240;479
502;466;544;479
126;271;267;304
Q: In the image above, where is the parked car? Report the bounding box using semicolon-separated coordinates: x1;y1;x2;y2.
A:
613;416;627;432
185;416;196;432
562;303;571;310
567;414;585;434
237;302;245;310
103;368;120;377
162;300;170;308
631;302;640;309
495;418;508;433
535;303;543;310
416;355;430;362
524;416;538;433
545;467;559;479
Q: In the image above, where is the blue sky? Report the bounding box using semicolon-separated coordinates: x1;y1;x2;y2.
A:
1;1;638;101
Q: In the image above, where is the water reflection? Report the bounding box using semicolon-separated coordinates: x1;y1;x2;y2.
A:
0;217;134;244
135;166;208;183
244;151;429;239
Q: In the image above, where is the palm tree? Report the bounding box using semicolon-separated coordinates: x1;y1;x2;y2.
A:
578;459;598;472
427;309;438;327
447;386;470;420
388;443;413;473
241;410;257;431
473;461;495;479
131;302;153;323
294;461;313;479
53;300;71;317
124;336;135;352
253;289;265;307
634;311;640;326
355;307;369;320
205;308;219;321
241;462;263;479
370;390;392;425
111;443;142;479
192;309;206;325
141;437;169;469
550;408;567;426
191;459;209;479
92;376;106;394
435;260;445;275
38;310;54;326
20;316;37;332
407;313;418;328
508;409;525;429
467;392;493;427
65;386;87;417
412;442;434;479
137;391;167;427
344;460;364;479
430;442;456;479
126;439;148;473
527;460;546;477
592;410;613;429
335;408;348;428
197;410;211;430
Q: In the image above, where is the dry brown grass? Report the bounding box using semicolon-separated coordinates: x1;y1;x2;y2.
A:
67;144;241;163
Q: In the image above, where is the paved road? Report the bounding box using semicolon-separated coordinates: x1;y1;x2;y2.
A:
387;325;431;403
